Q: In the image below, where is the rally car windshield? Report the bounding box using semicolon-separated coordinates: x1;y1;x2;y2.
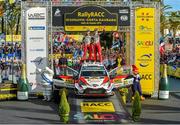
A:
81;70;107;77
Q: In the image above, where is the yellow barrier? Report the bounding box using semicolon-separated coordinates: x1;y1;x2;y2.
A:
0;94;17;100
167;65;180;78
0;83;17;100
6;35;21;42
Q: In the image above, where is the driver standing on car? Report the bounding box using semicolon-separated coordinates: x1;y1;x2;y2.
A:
82;30;93;61
93;28;102;62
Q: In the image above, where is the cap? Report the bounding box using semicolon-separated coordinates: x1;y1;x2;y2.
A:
132;65;139;73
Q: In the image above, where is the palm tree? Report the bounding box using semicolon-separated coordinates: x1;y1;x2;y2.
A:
3;2;21;35
160;5;172;36
167;11;180;37
6;3;21;34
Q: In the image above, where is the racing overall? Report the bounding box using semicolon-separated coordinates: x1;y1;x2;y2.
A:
82;35;93;61
132;74;143;97
38;67;54;101
93;33;102;62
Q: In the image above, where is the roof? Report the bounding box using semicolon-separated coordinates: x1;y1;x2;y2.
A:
82;62;104;67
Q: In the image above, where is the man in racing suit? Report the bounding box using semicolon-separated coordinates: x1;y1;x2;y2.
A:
131;65;145;101
93;29;102;62
82;30;93;61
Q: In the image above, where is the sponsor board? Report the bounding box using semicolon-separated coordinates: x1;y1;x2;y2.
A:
52;6;130;28
81;102;115;112
64;5;118;31
5;35;21;42
135;8;155;94
26;7;47;87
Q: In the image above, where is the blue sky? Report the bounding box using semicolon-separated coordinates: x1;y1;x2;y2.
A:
164;0;180;11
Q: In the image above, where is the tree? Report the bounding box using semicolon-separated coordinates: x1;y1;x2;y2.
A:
1;2;21;35
160;5;172;36
167;11;180;37
6;2;21;35
132;91;141;122
59;89;70;123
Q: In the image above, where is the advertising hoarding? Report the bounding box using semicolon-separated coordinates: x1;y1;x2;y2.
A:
135;8;155;94
26;7;47;88
6;35;21;42
64;5;118;31
52;5;130;30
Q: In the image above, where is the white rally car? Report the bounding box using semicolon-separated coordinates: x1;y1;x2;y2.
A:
53;62;134;97
74;62;114;96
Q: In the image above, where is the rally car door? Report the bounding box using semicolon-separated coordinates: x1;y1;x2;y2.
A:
53;66;79;89
109;66;134;89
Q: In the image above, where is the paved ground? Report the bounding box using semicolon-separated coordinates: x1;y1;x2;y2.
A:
68;91;131;124
1;92;180;124
0;91;130;124
0;98;60;124
0;77;179;124
126;92;180;124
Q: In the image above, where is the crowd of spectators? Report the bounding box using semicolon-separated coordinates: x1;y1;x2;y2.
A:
0;42;22;83
160;37;180;67
53;31;127;71
0;42;21;62
0;31;127;83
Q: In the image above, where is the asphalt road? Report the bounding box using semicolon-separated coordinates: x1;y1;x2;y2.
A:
68;90;131;124
126;92;180;124
0;90;130;124
0;98;60;124
0;77;179;124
